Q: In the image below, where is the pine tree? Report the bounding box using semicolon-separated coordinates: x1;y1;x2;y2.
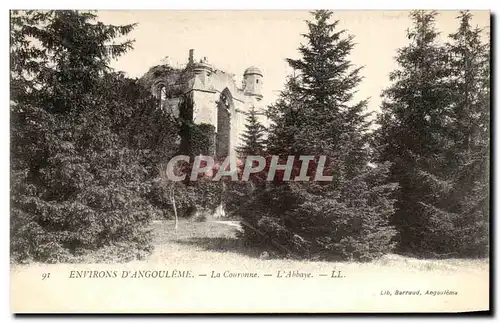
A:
10;11;173;263
375;11;489;257
10;10;136;113
239;10;397;261
417;11;490;256
237;106;266;156
375;11;452;254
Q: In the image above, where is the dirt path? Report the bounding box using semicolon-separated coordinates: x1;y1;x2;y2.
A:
209;220;242;230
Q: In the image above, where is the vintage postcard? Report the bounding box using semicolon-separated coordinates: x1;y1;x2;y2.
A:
10;9;490;313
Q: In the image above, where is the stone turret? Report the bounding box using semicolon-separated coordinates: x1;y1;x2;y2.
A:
243;66;263;100
189;49;213;84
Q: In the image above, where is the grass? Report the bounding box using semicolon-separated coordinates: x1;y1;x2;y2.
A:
10;217;489;273
152;219;238;244
151;218;264;259
149;219;489;273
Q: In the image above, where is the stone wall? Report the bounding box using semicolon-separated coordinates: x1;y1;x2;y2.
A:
143;51;266;158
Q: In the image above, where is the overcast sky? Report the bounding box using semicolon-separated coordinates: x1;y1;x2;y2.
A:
97;10;490;111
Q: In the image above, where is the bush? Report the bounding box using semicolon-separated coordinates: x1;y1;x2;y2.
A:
9;11;167;263
10;131;159;263
192;211;208;222
179;121;216;156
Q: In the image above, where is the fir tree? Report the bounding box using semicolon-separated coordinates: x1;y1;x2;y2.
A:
417;11;490;256
10;11;176;263
375;11;451;254
237;106;266;156
239;10;397;261
375;11;489;257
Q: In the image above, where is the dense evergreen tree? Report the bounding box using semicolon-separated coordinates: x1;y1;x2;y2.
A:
414;11;490;256
375;11;489;257
375;11;451;254
239;10;397;261
10;10;178;263
440;11;490;256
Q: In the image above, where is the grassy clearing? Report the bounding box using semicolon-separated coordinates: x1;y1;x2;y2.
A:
149;219;489;274
150;218;265;260
10;218;489;273
152;219;238;244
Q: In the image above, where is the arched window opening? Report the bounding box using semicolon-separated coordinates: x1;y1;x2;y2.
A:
159;85;167;108
216;89;233;157
220;93;230;109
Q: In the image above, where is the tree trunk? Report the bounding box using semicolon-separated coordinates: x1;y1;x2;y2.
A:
170;189;178;231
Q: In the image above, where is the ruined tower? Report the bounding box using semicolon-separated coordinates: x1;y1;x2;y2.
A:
147;49;266;159
243;66;263;100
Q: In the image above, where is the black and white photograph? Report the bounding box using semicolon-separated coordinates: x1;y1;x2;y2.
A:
9;8;491;313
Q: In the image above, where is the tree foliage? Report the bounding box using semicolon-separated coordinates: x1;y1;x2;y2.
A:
237;106;266;156
375;11;489;257
10;10;178;263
